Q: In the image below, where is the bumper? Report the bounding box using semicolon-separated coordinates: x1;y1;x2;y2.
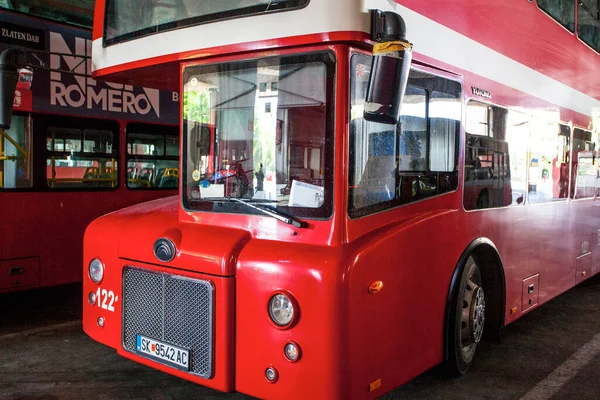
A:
83;260;235;393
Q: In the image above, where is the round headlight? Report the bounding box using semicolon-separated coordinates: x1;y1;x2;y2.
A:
89;258;104;284
268;293;295;327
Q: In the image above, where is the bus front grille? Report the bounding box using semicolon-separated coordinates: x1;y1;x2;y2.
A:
122;266;213;378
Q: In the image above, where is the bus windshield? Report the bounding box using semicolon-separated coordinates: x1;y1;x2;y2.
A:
105;0;309;45
182;52;334;219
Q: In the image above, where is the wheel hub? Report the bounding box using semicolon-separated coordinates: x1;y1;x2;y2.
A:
471;287;485;343
461;278;485;348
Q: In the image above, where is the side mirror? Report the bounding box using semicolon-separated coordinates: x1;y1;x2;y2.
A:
0;48;26;130
364;10;413;125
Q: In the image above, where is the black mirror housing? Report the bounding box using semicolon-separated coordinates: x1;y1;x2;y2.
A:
0;48;26;130
363;43;412;125
363;10;413;125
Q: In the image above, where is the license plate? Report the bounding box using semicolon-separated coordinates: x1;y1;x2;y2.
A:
136;335;190;371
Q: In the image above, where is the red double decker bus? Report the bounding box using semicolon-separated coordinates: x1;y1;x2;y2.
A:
79;1;598;399
0;8;179;293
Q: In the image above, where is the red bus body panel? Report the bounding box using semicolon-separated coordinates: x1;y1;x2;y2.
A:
82;200;235;392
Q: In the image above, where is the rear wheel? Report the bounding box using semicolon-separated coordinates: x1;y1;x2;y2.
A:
447;255;485;375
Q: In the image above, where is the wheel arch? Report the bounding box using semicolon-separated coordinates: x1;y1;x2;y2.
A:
443;237;506;360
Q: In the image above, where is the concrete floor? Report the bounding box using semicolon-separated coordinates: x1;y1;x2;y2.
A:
1;277;599;400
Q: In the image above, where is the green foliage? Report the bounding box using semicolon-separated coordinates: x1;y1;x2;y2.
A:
184;91;210;123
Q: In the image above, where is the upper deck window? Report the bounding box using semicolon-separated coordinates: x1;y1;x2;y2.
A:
578;0;600;52
104;0;310;46
1;1;94;28
537;0;575;32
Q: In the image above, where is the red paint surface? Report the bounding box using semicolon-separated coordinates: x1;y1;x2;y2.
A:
92;0;104;40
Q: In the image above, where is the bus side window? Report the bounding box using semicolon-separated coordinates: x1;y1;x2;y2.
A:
464;102;527;210
571;128;595;199
348;53;461;218
126;123;179;189
528;120;569;203
46;120;120;189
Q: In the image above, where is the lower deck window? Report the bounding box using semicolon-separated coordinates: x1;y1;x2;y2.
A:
182;52;335;219
46;126;118;189
464;101;574;209
348;54;461;218
126;124;180;189
572;128;596;199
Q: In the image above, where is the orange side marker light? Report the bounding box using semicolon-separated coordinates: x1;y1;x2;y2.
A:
368;281;384;294
369;379;382;392
510;307;518;315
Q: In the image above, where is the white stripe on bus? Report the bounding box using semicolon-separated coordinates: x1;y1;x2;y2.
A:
92;0;600;117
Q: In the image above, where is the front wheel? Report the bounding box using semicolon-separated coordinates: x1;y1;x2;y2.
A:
447;255;485;375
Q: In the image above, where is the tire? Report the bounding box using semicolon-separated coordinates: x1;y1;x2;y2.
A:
446;255;485;375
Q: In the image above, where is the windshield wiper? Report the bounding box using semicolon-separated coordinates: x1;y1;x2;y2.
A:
203;197;307;228
231;198;308;229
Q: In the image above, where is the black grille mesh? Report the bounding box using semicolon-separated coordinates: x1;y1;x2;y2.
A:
122;267;213;378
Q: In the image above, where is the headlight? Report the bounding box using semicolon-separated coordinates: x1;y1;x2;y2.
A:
88;258;104;284
268;293;295;327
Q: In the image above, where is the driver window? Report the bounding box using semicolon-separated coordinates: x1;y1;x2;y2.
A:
349;53;461;218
